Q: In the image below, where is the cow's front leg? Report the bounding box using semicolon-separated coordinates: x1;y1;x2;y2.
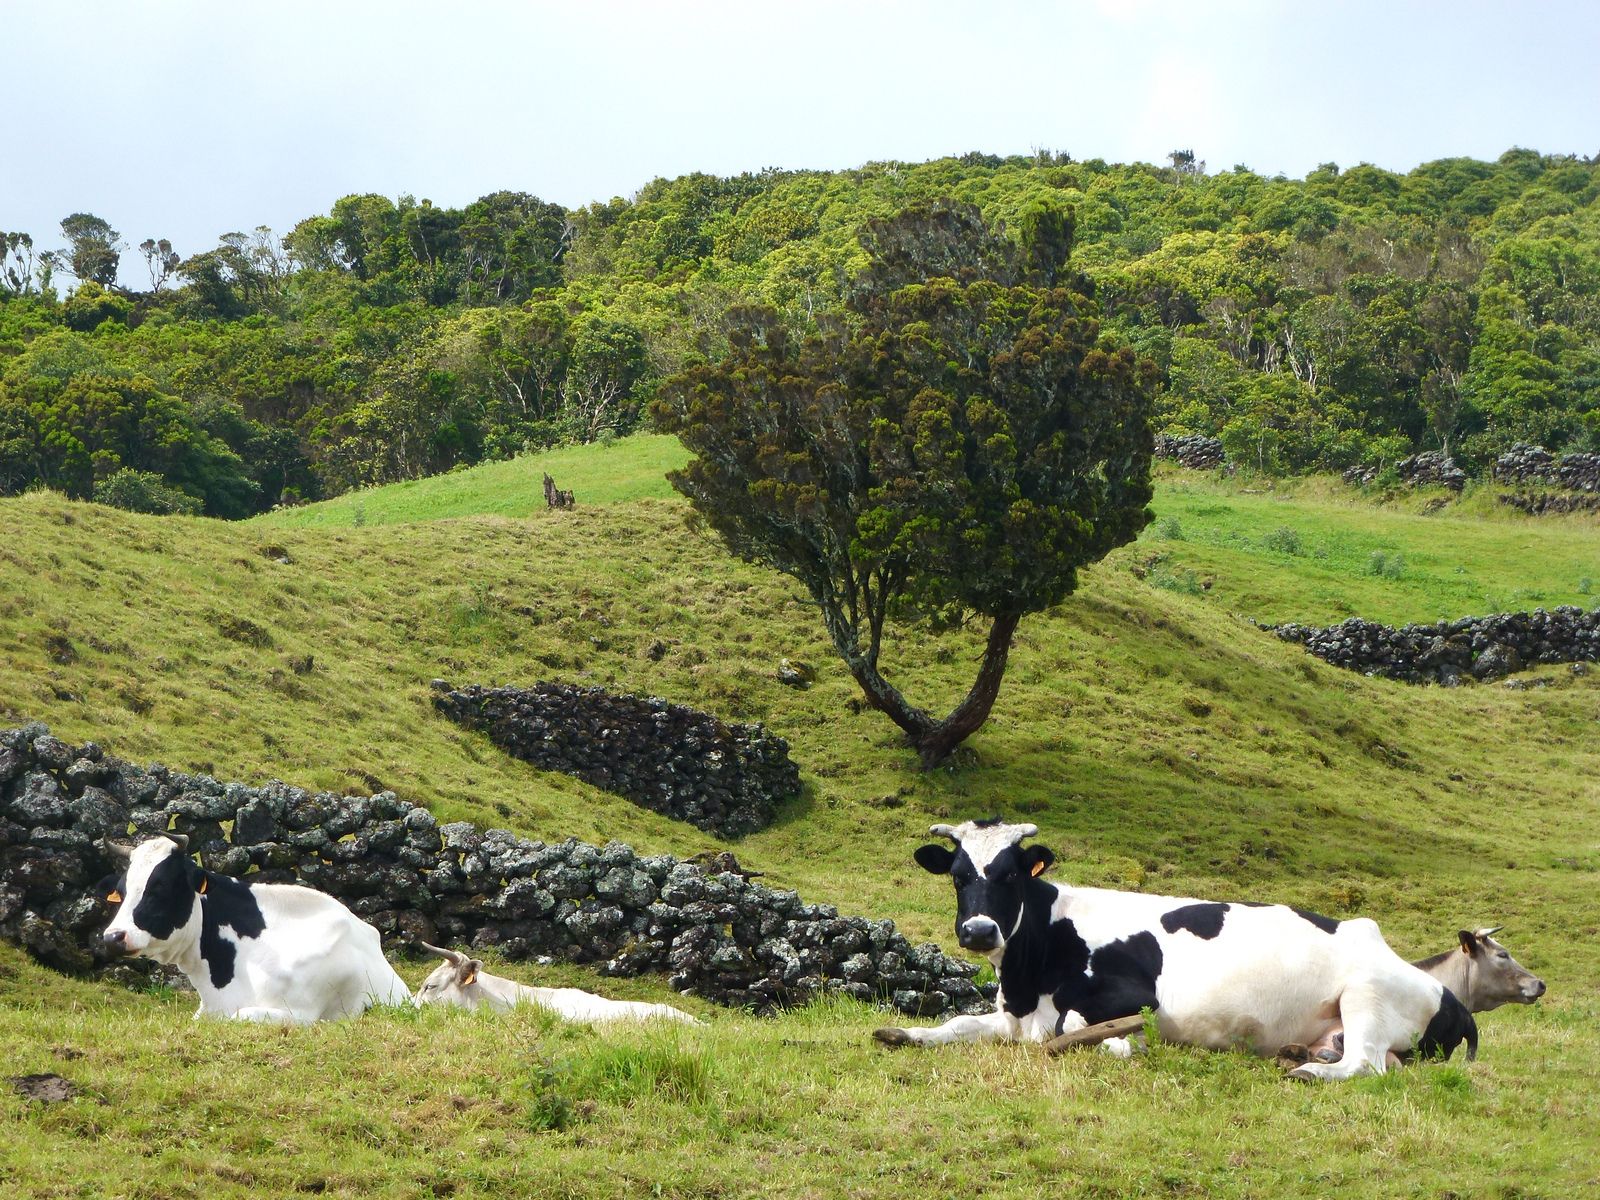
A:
874;1008;1020;1048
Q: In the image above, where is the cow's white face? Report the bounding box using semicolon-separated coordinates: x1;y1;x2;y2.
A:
914;820;1054;958
412;945;485;1008
102;838;202;957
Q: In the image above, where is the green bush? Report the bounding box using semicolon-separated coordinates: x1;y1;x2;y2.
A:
1367;550;1406;579
93;469;202;516
1261;526;1304;555
1150;564;1204;595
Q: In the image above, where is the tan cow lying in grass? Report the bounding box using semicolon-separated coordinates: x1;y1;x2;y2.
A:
412;943;701;1025
1279;927;1545;1068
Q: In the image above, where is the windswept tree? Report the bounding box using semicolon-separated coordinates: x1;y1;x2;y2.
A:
656;201;1155;767
2;231;40;295
138;237;180;291
49;212;124;288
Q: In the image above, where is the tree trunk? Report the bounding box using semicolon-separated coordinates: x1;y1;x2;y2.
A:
821;598;1023;770
911;611;1022;769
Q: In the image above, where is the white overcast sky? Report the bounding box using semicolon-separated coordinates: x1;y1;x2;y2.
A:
5;0;1598;286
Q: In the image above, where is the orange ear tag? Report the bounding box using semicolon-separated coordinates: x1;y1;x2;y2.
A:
198;878;208;895
462;970;478;987
1030;860;1047;877
107;890;122;904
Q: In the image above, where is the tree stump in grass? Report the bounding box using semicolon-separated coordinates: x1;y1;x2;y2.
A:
543;473;574;509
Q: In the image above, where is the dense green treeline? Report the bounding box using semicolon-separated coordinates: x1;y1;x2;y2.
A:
3;148;1597;515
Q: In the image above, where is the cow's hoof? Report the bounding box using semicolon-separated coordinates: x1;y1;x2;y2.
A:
1313;1048;1341;1064
872;1027;912;1048
1287;1064;1323;1083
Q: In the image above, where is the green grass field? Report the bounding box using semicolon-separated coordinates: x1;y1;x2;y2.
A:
3;436;1598;1198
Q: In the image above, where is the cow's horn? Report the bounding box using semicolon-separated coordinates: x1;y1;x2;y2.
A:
928;824;960;841
1015;824;1039;839
101;839;134;862
419;941;465;966
1476;926;1504;939
164;833;190;851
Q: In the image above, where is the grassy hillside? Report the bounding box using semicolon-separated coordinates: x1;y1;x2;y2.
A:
3;435;1598;1197
250;434;690;529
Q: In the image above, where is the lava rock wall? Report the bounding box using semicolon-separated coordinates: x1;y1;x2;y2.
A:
1272;607;1600;685
1342;452;1467;491
1494;444;1600;492
0;723;988;1017
432;681;798;839
1155;434;1226;470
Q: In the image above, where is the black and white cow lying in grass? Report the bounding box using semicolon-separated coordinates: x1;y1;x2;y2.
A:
1282;926;1545;1066
873;820;1476;1081
101;835;412;1023
413;943;701;1024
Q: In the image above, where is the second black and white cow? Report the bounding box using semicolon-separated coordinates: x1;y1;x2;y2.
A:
874;820;1475;1080
101;835;412;1023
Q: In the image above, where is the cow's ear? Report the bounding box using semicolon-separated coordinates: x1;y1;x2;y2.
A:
913;844;955;875
1459;929;1477;955
459;959;482;987
1024;846;1055;878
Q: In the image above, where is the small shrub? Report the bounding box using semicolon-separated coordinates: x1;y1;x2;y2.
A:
1261;526;1303;555
1580;577;1593;596
525;1056;578;1132
94;469;203;516
1153;515;1185;541
1367;551;1406;579
1150;565;1204;595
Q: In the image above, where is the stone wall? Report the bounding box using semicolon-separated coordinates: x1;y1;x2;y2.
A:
1494;444;1600;492
432;681;799;839
0;723;990;1017
1497;493;1600;517
1155;433;1225;470
1271;606;1600;685
1342;452;1467;491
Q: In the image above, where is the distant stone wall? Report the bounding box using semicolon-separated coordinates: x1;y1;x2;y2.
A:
1342;452;1467;492
1271;607;1600;685
1494;444;1600;492
0;724;989;1017
432;681;799;839
1497;493;1600;517
1155;434;1225;470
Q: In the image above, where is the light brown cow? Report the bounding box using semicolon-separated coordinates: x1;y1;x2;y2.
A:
412;943;701;1025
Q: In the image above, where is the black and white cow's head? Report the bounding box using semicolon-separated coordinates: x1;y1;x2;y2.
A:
914;819;1054;957
100;835;204;958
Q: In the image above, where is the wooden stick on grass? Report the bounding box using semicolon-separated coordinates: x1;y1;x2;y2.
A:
1043;1014;1146;1056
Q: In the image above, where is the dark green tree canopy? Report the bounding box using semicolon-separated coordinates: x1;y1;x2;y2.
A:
656;201;1155;766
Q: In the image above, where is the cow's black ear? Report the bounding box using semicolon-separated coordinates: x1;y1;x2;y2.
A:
1459;929;1476;954
913;844;955;875
1024;846;1055;878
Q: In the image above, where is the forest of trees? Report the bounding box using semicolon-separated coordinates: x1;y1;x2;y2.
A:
2;148;1597;516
